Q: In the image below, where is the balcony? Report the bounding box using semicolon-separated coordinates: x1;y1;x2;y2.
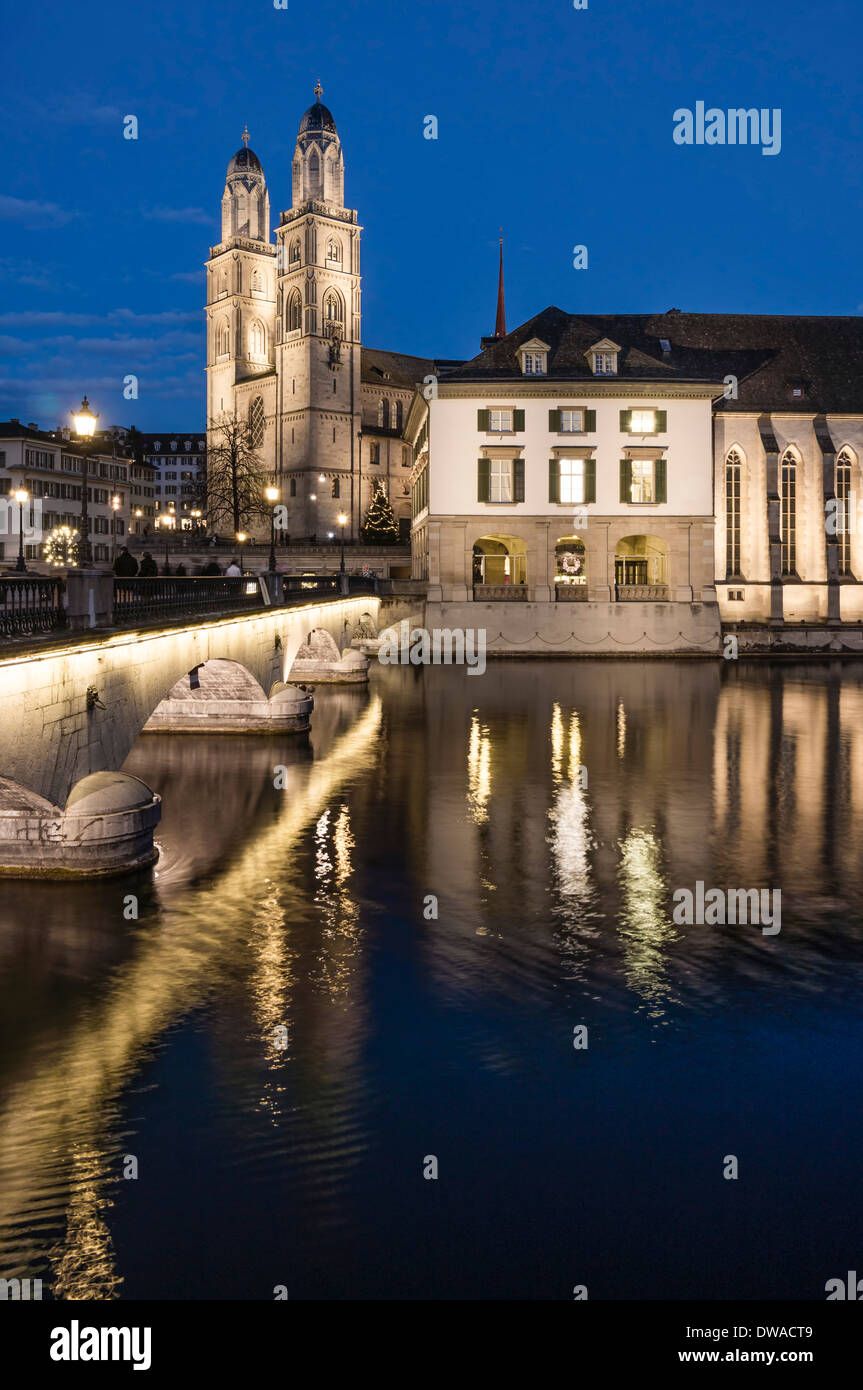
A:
473;584;528;601
616;584;670;601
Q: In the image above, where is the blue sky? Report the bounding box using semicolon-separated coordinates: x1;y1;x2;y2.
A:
2;0;861;430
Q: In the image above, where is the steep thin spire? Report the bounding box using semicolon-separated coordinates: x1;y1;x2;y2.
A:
494;231;507;338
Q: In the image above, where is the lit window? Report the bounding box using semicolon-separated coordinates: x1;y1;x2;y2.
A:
523;352;546;375
631;460;655;503
560;459;585;505
630;410;656;433
489;409;513;432
490;459;513;502
560;410;584;432
725;449;742;577
593;353;616;375
780;451;797;574
249;320;266;359
836;450;854;575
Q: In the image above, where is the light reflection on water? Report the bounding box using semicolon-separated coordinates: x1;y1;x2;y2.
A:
1;660;863;1299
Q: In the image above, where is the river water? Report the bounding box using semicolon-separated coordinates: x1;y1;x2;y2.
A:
1;659;861;1300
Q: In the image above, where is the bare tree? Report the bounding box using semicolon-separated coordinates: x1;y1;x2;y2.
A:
206;412;269;536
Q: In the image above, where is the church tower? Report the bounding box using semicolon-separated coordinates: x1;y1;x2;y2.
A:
274;85;363;539
205;129;278;491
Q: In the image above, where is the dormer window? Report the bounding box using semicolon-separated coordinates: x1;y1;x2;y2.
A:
517;337;550;377
586;338;621;376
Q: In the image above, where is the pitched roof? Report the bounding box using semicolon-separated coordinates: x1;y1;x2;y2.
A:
441;305;863;412
361;347;440;389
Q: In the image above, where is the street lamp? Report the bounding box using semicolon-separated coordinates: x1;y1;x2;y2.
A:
265;486;279;570
236;532;246;569
13;489;29;573
338;511;348;574
71;395;98;566
111;494;121;564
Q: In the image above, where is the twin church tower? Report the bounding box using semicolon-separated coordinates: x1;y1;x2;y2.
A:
206;86;395;540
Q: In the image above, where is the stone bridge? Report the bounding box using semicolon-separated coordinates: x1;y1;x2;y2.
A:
0;593;421;875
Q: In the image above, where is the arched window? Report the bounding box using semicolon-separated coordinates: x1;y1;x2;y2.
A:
290;478;297;498
287;290;302;333
394;401;404;430
332;478;340;498
216;318;229;357
836;449;854;575
725;449;742;577
780;450;797;575
323;290;343;325
249;319;266;359
248;396;265;449
326;237;342;266
308;151;320;194
289;238;301;268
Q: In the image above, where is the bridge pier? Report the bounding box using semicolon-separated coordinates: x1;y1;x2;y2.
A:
142;658;314;733
0;772;161;878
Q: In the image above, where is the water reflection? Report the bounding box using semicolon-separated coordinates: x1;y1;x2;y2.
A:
3;660;863;1298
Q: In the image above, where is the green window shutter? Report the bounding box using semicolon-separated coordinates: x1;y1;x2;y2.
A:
513;408;525;432
655;409;667;433
477;458;490;502
548;409;561;432
477;409;490;431
548;458;560;503
584;409;596;432
584;458;596;504
513;458;525;502
655;457;667;503
620;458;632;503
620;409;631;433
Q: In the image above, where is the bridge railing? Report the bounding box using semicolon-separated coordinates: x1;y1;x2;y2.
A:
0;575;67;638
113;575;266;626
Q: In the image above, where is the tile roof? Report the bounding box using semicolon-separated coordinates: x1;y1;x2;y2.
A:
441;305;863;412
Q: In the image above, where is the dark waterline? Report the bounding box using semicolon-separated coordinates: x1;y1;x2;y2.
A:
1;659;862;1300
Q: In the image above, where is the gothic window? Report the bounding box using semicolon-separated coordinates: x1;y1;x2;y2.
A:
836;449;854;575
780;450;797;575
370;442;380;465
394;401;404;430
308;151;320;194
326;237;342;266
332;479;340;498
725;449;742;577
287;290;302;332
290;478;297;497
249;319;266;359
216;318;229;357
289;238;301;268
248;396;265;449
323;290;344;325
251;268;263;294
377;399;390;429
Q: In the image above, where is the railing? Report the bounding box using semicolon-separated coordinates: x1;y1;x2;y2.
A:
0;575;67;638
616;584;670;602
113;576;265;626
473;584;529;601
281;575;340;597
555;584;589;601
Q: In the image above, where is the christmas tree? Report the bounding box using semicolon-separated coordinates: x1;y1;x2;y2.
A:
361;483;399;544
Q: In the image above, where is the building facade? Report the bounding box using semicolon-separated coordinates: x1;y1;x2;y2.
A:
137;432;206;534
410;307;863;630
0;421;146;567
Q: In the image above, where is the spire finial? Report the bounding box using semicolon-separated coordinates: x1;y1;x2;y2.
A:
241;124;250;148
494;231;507;338
314;80;323;101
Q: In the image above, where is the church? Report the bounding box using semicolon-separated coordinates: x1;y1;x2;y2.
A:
205;85;438;543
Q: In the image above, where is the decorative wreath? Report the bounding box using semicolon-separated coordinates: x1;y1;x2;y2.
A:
560;552;582;575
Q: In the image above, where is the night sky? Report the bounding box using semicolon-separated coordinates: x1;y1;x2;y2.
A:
2;0;860;430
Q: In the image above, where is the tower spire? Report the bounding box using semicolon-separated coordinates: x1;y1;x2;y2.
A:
241;124;250;148
494;230;507;338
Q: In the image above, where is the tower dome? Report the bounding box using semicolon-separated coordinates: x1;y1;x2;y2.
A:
221;127;269;242
292;84;344;208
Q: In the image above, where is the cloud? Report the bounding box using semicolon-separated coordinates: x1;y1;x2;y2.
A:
0;196;81;228
143;206;212;226
0;308;199;328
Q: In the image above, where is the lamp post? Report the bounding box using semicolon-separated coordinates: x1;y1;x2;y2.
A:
71;395;98;566
338;511;348;575
236;532;246;571
111;494;121;564
13;489;29;573
265;486;279;571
